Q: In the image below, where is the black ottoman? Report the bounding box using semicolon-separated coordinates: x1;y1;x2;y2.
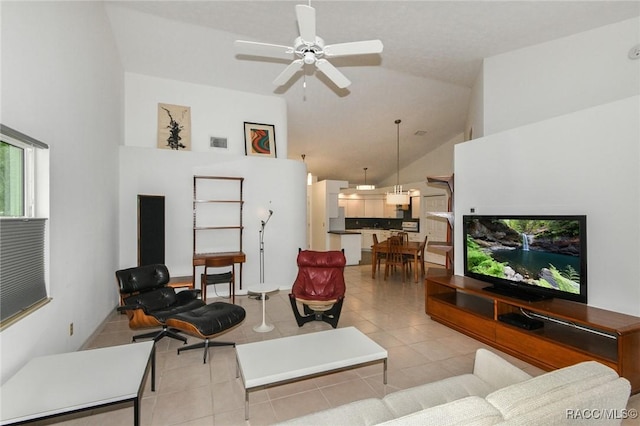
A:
166;302;246;363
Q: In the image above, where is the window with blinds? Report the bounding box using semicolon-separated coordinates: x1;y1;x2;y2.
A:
0;218;47;321
0;125;49;327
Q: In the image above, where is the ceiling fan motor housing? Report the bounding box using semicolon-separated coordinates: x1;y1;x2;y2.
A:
295;36;325;64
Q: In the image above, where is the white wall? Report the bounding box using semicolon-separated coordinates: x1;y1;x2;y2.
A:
455;17;640;316
483;17;640;135
119;73;306;291
455;96;640;316
0;2;123;383
465;67;484;139
378;132;463;192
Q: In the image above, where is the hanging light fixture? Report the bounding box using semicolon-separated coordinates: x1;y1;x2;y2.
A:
387;119;410;205
356;167;375;190
302;154;313;186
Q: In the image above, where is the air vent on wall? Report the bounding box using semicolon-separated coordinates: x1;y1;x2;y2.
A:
210;137;228;149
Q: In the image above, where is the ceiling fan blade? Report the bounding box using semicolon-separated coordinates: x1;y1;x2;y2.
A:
234;40;294;60
296;4;316;44
315;59;351;89
324;40;384;57
273;59;304;86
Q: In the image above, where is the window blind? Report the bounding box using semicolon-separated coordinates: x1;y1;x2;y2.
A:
0;218;47;321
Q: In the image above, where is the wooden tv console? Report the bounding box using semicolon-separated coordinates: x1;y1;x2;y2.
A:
425;270;640;394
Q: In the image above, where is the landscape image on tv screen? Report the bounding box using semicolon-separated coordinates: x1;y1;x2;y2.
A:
465;217;582;294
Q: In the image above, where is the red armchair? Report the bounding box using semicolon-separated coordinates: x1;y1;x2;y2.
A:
289;250;346;328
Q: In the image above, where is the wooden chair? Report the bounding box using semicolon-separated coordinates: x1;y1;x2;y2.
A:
384;236;408;281
396;232;409;245
201;256;235;304
372;233;386;272
416;234;428;277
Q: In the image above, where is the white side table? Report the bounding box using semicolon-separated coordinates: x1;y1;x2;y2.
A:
246;282;279;332
0;341;155;426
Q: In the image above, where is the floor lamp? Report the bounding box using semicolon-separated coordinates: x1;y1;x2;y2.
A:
259;209;273;284
253;209;273;301
253;209;275;332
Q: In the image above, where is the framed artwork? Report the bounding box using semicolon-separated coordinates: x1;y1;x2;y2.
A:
158;103;191;150
244;122;276;158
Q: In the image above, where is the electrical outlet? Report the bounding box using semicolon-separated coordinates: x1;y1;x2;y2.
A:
69;323;74;336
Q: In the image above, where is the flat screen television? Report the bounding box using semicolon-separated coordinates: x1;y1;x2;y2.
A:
463;215;587;303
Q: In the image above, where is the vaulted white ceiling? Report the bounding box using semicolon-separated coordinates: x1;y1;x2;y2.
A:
106;1;640;186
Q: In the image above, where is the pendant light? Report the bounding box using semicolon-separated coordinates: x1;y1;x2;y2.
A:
386;119;410;205
356;167;375;190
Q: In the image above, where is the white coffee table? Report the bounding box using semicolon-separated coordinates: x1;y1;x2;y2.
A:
236;327;387;419
246;282;279;332
0;341;155;426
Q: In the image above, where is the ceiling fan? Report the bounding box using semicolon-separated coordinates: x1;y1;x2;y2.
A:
234;4;383;89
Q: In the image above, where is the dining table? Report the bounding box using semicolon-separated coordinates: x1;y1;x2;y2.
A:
371;239;424;283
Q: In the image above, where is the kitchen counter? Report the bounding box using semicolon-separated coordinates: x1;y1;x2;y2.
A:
328;232;361;265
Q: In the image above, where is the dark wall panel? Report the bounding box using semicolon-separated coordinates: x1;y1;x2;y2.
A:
138;195;165;266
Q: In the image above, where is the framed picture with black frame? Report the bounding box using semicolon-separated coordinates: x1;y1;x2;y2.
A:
244;122;276;158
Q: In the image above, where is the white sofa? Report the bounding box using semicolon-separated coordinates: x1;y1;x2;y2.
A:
278;349;631;425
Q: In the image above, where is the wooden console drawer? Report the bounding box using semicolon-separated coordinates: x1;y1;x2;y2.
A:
495;325;614;370
425;272;640;393
428;298;496;342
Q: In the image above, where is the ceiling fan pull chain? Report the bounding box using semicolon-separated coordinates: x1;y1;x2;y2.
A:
303;74;307;101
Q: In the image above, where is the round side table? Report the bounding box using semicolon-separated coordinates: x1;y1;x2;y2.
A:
246;283;279;332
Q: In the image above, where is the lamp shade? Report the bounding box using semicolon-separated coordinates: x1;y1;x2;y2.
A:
386;192;409;205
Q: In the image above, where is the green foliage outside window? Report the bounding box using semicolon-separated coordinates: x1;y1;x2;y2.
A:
0;141;24;216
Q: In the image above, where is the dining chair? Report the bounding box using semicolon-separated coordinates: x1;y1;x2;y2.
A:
384;236;408;281
416;234;428;277
372;233;386;272
396;232;409;245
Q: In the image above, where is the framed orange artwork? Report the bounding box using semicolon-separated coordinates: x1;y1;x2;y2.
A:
244;122;276;158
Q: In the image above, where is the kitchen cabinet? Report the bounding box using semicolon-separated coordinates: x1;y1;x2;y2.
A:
411;196;421;219
349;199;365;217
340;196;385;218
360;229;393;251
383;202;399;218
408;232;423;243
364;198;384;217
360;230;375;251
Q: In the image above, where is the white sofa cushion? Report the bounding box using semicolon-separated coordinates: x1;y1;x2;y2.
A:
487;361;620;420
276;397;395;426
382;373;495;417
497;377;631;426
379;396;504;426
472;349;533;390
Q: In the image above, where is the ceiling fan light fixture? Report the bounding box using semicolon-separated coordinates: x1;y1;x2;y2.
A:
303;51;316;64
234;4;383;90
387;119;409;205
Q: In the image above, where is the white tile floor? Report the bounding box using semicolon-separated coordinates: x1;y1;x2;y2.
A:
31;263;639;425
